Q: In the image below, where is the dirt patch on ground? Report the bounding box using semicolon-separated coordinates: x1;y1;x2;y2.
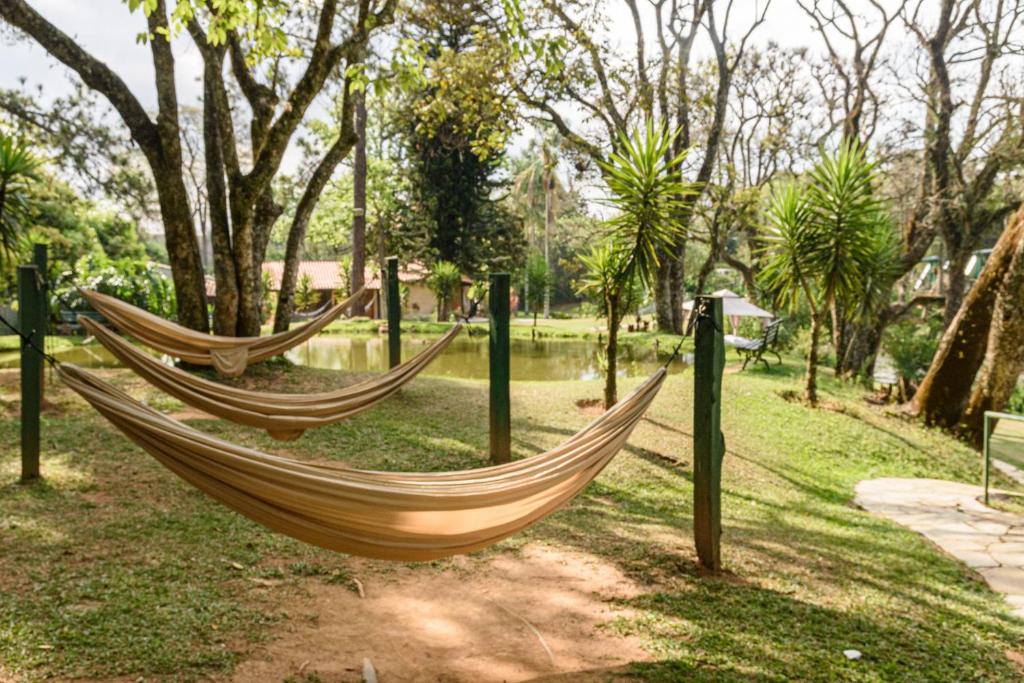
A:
575;399;604;417
231;544;650;682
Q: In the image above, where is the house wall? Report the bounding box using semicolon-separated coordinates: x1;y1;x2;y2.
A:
406;283;436;318
367;282;470;320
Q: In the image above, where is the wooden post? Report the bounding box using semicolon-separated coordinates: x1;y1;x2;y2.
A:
18;264;43;483
32;243;47;402
983;412;991;506
693;296;725;571
386;256;401;369
489;273;511;464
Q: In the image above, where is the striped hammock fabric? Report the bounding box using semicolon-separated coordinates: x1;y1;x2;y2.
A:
57;363;666;561
80;315;462;441
79;288;367;377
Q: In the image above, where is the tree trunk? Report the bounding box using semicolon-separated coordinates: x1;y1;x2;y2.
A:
230;206;263;337
150;166;208;330
604;294;621;409
911;208;1024;427
959;210;1024;446
840;322;883;383
942;245;971;327
654;256;673;331
805;312;821;405
669;247;685;334
351;89;367;307
831;301;847;376
273;108;359;333
139;0;207;331
543;171;554;319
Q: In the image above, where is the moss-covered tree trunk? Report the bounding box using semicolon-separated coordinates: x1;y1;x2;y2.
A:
911;208;1024;427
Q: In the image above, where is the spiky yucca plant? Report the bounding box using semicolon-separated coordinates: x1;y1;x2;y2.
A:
760;139;894;404
0;133;41;269
583;121;695;407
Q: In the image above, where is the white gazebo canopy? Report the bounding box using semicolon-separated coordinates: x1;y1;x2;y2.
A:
683;289;774;320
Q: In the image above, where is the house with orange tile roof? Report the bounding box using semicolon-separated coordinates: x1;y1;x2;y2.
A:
260;260;472;320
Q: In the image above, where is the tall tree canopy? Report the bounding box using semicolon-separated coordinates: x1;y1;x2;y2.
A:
0;0;396;334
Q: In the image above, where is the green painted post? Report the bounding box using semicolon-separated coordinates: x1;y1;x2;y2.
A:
386;256;401;368
983;412;991;506
693;296;725;571
32;244;47;401
18;264;43;483
489;273;511;464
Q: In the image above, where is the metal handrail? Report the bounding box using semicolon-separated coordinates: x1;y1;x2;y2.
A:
983;410;1024;505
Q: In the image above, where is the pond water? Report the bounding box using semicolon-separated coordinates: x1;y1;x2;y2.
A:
285;334;688;381
0;333;688;382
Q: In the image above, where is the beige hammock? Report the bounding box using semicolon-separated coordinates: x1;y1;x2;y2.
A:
79;288;367;377
56;362;666;561
79;315;462;441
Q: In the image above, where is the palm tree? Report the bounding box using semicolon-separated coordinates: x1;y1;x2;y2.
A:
0;133;41;268
511;129;565;318
760;139;892;404
580;121;695;408
427;260;462;322
523;250;551;326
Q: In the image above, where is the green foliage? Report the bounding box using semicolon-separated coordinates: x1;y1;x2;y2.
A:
128;0;292;60
335;255;353;297
56;255;176;319
427;260;462;321
882;316;943;386
1008;385;1024;415
759;140;896;402
259;270;274;323
0;132;41;268
575;242;646;323
0;85;154;218
761;139;895;317
803;139;887;306
467;279;488;305
575;242;623;314
598;121;695;290
522;250;551;316
758;182;813;312
13;175;153;298
391;3;527;274
294;273;319;312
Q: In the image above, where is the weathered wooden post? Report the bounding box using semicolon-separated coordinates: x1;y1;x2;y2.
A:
386;256;401;369
18;263;44;483
693;295;725;571
33;243;47;401
489;272;511;464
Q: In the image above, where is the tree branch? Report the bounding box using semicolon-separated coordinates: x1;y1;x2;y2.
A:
0;0;160;161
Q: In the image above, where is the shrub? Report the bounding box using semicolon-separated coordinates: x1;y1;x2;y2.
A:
1008;385;1024;416
427;260;462;321
294;272;319;312
881;315;942;398
55;255;176;319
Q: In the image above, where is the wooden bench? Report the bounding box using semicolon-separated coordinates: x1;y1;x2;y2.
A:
724;318;783;370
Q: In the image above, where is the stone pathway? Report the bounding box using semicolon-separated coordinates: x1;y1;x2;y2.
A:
856;478;1024;618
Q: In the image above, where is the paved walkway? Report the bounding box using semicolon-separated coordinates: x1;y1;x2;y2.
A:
856;478;1024;618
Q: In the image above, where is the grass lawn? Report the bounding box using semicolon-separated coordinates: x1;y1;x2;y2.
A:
1;352;1023;681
